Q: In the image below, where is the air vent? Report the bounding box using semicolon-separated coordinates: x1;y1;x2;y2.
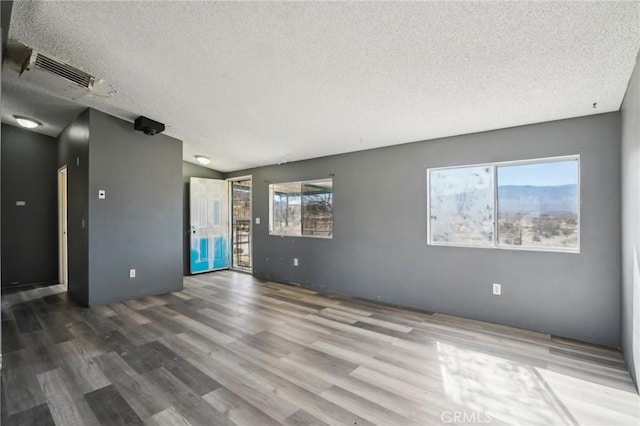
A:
33;52;93;88
18;47;115;100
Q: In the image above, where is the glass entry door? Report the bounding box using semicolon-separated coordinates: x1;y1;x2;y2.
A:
230;178;252;271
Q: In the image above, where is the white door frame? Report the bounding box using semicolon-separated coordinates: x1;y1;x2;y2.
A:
58;166;68;285
227;175;253;272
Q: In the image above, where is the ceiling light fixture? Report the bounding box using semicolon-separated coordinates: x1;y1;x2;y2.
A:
195;155;211;165
14;116;41;129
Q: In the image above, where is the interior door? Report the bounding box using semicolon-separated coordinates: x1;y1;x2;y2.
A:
190;177;230;273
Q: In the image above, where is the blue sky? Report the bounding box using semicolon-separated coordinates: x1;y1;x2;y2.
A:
498;160;578;187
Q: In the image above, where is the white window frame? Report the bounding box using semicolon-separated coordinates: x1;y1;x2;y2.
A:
269;178;333;239
427;155;580;253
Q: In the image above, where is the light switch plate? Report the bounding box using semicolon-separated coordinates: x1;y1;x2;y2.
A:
255;217;261;225
98;190;106;199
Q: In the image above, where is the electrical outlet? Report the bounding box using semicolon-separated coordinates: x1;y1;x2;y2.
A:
129;269;136;278
493;283;501;296
255;217;261;225
293;258;299;266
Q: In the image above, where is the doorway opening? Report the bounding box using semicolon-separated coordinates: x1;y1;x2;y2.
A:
230;177;252;272
58;166;68;285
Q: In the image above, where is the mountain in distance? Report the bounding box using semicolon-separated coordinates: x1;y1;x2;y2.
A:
498;184;577;216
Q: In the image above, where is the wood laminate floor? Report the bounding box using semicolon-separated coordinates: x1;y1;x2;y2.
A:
1;271;638;425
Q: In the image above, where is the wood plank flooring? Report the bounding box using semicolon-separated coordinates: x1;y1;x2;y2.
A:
1;271;638;425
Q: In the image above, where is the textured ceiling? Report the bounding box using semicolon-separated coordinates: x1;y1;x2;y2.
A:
3;1;639;172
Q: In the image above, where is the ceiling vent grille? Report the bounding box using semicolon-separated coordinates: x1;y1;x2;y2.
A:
17;47;114;100
33;52;93;88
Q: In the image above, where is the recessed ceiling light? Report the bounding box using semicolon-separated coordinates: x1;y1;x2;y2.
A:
14;116;41;129
195;155;211;165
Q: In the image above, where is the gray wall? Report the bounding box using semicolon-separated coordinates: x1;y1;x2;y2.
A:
87;109;183;305
1;1;12;51
58;109;183;306
228;113;621;347
58;110;90;305
621;52;639;388
0;0;13;364
1;124;58;287
182;161;223;276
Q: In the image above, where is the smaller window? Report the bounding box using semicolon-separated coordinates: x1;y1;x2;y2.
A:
269;179;333;238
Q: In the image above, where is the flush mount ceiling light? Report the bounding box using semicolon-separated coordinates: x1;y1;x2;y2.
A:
195;155;211;165
14;116;41;129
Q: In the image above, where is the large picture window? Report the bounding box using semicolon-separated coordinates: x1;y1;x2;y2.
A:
428;156;579;252
270;179;333;238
